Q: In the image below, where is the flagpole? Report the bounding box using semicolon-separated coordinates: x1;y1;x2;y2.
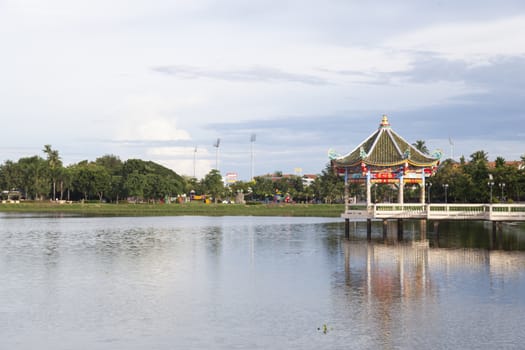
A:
448;136;454;160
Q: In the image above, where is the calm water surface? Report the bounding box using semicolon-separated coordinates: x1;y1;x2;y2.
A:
1;214;524;349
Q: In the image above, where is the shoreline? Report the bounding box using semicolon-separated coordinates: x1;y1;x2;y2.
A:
0;201;345;217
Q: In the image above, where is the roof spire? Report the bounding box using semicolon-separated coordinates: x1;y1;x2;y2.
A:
380;114;390;127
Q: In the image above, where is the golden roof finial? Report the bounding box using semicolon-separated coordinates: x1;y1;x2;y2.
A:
380;114;390;127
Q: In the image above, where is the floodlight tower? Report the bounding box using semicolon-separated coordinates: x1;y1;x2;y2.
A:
193;146;197;178
213;138;221;171
250;133;256;181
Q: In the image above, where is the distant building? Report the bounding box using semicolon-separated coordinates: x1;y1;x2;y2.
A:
487;161;524;170
258;172;317;187
1;190;22;202
302;174;317;187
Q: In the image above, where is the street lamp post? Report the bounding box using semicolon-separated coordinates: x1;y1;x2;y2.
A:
443;184;449;203
427;182;432;204
499;183;506;202
488;181;494;203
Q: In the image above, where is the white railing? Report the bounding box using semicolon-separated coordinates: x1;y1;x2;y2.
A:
342;204;525;221
374;204;427;219
428;204;487;220
488;204;525;221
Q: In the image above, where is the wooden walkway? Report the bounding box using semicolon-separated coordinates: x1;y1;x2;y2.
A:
342;203;525;222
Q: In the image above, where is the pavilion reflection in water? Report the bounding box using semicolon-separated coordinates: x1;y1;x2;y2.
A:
343;238;523;298
339;236;525;346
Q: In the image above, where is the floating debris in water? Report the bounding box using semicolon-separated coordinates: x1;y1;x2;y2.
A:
317;324;329;334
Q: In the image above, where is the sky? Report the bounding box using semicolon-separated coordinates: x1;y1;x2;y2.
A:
1;0;524;180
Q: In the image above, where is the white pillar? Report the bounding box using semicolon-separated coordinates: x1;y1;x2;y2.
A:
420;171;426;204
398;176;404;204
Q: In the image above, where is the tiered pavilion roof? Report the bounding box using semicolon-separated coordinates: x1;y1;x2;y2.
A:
333;115;439;170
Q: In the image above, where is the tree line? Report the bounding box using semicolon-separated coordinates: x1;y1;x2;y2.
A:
428;151;525;203
411;142;525;203
0;145;320;203
357;143;525;204
0;145;343;204
0;144;524;204
0;145;186;202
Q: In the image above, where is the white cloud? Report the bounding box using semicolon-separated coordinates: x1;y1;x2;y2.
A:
3;0;214;24
155;158;213;179
113;96;196;141
385;15;525;62
117;117;190;142
146;147;213;178
146;146;208;157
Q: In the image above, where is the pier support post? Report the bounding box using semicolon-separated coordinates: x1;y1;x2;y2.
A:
367;219;372;240
429;220;440;247
345;219;350;240
490;228;497;250
397;219;404;240
496;222;504;249
382;219;388;239
420;219;427;240
344;241;350;282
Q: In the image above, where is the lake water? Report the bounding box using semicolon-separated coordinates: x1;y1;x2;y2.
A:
1;214;524;349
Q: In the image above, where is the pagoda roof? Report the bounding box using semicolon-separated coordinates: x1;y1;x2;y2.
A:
333;116;440;168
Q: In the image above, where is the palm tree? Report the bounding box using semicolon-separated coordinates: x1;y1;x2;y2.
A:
495;156;506;168
464;150;489;202
470;150;489;164
43;145;62;200
412;140;429;154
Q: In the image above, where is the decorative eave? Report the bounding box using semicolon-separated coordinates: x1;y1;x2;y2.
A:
332;115;440;169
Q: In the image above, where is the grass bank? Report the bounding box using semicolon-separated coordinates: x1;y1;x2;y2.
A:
0;201;345;217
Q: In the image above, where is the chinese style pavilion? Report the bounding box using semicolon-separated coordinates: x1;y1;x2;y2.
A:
331;115;441;207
